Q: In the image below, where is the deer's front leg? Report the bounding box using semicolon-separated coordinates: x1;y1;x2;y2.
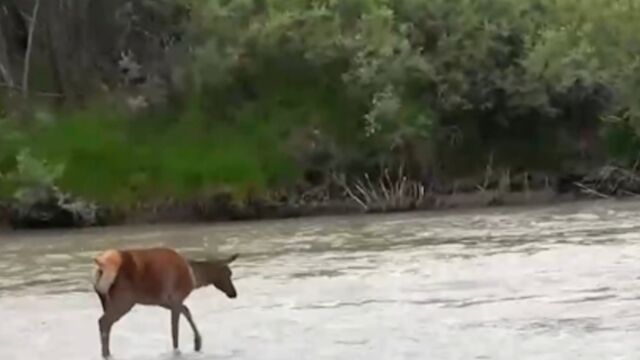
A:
180;304;202;351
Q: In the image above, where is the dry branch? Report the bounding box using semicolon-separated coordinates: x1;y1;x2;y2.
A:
333;167;427;212
0;83;63;98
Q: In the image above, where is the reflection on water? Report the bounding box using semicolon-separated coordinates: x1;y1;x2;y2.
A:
2;199;640;359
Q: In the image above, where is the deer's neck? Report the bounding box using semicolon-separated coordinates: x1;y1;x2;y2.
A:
187;261;209;289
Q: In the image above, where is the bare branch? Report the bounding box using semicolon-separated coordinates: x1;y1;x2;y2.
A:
331;172;368;210
333;166;427;212
0;83;63;98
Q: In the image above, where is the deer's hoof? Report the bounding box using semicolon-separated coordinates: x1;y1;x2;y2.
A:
195;336;202;352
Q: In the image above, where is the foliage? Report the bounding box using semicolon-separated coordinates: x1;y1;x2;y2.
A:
7;148;65;200
3;0;640;208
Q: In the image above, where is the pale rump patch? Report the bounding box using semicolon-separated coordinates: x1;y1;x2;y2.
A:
93;249;123;295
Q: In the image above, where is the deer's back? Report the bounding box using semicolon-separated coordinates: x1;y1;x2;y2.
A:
116;247;195;305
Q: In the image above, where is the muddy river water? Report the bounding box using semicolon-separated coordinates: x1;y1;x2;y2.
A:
2;199;640;359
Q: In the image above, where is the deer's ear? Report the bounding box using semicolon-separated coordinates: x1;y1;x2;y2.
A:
226;253;239;264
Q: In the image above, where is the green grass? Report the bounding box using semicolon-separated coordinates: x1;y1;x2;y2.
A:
0;102;302;205
0;67;362;206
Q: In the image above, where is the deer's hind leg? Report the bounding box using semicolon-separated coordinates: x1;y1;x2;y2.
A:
170;306;180;351
96;291;107;311
98;294;134;359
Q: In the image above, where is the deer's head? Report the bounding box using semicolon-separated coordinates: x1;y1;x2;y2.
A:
193;254;239;298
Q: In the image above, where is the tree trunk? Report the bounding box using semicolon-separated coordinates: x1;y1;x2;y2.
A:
0;19;14;87
22;0;41;99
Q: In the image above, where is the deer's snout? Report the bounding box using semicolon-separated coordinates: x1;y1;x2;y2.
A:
227;286;237;298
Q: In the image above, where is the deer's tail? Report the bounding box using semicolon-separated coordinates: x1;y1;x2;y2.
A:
92;249;123;295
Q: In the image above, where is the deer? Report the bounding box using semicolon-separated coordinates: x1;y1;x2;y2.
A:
91;246;239;359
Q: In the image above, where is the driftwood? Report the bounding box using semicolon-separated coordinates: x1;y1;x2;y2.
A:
573;182;610;199
572;162;640;198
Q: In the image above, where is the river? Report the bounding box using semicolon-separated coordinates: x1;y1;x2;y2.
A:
1;199;640;359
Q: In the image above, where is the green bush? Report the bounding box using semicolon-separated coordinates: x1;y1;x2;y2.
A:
5;0;640;206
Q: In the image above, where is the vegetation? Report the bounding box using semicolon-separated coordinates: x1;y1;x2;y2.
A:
2;0;640;227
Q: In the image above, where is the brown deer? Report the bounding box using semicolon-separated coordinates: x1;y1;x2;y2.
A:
91;247;239;358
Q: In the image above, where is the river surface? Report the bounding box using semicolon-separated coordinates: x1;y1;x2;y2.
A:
2;199;640;359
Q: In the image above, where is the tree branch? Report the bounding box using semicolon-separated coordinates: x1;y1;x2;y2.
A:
0;82;63;98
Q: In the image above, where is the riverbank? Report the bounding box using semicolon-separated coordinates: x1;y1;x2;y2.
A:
0;184;625;231
5;158;640;230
